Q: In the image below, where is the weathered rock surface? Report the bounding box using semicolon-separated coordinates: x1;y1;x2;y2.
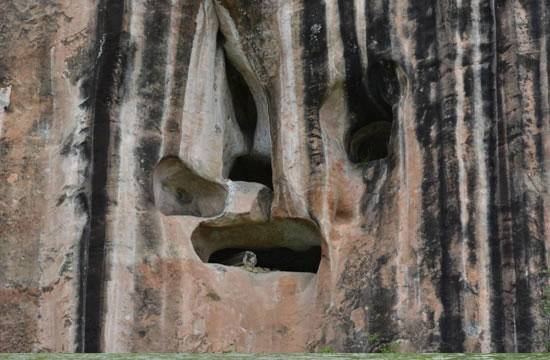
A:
0;0;549;353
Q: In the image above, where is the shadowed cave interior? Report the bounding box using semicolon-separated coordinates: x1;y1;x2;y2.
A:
209;246;322;273
347;60;399;164
224;46;274;190
192;220;323;274
228;155;273;190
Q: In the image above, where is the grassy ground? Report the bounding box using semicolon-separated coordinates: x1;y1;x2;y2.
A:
1;354;549;360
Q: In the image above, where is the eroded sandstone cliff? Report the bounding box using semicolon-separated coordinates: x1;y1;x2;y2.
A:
0;0;549;353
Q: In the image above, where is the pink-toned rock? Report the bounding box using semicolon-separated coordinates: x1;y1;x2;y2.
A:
0;0;549;354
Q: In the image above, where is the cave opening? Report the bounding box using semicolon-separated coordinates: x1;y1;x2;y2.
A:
191;219;323;274
228;155;273;190
153;157;228;217
223;49;273;190
208;246;321;273
347;60;399;164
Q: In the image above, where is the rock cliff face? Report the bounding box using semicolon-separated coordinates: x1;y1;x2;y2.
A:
0;0;549;353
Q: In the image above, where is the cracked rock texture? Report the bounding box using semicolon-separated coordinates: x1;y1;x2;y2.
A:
0;0;549;353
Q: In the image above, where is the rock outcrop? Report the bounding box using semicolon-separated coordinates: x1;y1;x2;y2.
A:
0;0;549;353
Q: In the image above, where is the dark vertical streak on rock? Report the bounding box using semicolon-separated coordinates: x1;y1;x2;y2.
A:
513;212;534;352
338;0;367;134
495;47;515;353
222;0;276;86
162;1;201;156
349;0;398;350
301;0;328;175
138;1;170;133
495;0;521;351
366;0;390;54
462;63;478;264
436;86;464;352
134;0;170;239
76;195;90;353
509;0;540;351
414;3;439;274
522;0;548;291
413;0;465;351
438;0;465;348
341;0;394;165
84;0;125;352
509;37;533;346
487;0;505;351
131;0;171;348
364;0;393;123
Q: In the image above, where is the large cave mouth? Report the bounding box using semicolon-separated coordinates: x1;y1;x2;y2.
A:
191;219;323;274
209;246;321;273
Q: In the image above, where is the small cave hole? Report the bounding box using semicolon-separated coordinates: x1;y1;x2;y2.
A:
208;246;321;273
153;157;227;217
229;155;273;190
347;60;400;164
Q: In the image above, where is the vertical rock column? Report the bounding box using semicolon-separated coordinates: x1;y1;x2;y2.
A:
0;0;99;352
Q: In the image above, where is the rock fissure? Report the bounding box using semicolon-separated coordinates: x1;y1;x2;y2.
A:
84;0;126;352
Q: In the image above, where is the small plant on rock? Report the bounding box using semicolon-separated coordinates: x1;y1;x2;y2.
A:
318;345;334;353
